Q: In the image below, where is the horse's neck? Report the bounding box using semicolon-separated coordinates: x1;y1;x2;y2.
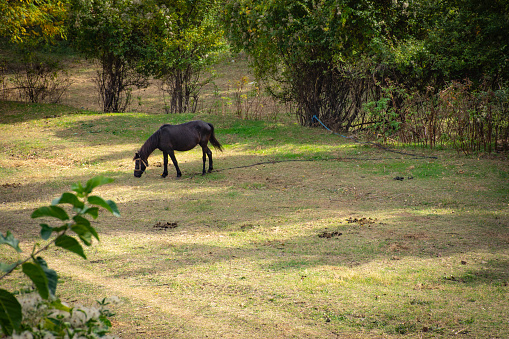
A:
140;132;159;160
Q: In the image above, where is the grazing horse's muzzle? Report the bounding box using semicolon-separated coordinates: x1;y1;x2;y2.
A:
133;154;147;178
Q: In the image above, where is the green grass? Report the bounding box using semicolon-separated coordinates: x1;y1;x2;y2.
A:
0;101;508;338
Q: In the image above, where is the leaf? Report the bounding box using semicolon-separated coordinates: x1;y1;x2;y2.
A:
0;231;22;253
88;196;120;217
74;215;99;241
31;205;69;221
106;200;121;217
22;261;50;300
55;235;86;259
40;224;70;241
0;289;22;336
35;257;58;297
40;224;53;240
83;176;114;195
0;262;18;273
87;196;110;209
50;298;71;312
52;192;84;209
71;181;85;197
83;206;100;219
71;224;92;246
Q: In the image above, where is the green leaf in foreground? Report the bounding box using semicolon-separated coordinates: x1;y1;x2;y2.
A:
73;176;114;196
50;299;71;312
0;231;22;253
0;262;18;273
88;196;120;217
83;206;100;219
73;215;99;242
35;257;58;297
40;224;53;240
71;224;93;246
52;192;85;209
31;205;70;221
0;289;22;336
22;262;50;300
55;234;86;259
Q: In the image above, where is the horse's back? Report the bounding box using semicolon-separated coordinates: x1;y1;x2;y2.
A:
161;120;210;132
158;121;212;151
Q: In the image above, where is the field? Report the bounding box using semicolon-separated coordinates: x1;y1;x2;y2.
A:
1;58;508;338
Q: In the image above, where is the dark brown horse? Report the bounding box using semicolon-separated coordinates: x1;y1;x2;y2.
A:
133;121;223;178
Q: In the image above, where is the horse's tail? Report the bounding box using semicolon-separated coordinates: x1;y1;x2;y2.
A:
208;123;223;152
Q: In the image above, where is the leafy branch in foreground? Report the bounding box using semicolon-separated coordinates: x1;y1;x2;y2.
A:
0;176;120;337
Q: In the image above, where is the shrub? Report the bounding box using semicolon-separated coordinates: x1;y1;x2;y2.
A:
0;176;120;338
10;55;72;104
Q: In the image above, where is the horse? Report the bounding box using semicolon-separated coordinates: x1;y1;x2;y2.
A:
133;120;223;178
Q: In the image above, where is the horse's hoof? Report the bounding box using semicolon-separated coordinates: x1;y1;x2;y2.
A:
161;173;168;178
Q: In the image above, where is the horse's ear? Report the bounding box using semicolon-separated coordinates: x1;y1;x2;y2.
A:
133;152;140;160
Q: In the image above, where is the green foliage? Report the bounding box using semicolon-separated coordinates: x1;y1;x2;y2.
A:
0;0;68;43
0;176;120;337
363;96;402;140
222;0;509;146
67;0;227;113
424;0;509;83
0;232;22;253
143;0;226;75
67;0;151;112
0;289;22;335
141;0;228;113
372;0;509;87
68;0;145;63
222;0;414;126
223;0;423;80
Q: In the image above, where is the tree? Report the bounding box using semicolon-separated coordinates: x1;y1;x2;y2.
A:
68;0;226;114
369;0;509;89
67;0;150;112
362;1;509;151
0;0;67;42
223;0;409;127
0;1;73;105
142;0;227;114
423;0;509;85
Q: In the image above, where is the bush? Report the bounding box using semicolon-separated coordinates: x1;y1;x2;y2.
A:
11;56;73;104
0;176;120;338
359;78;509;154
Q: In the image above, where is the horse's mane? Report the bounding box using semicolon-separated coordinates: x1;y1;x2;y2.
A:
138;128;161;160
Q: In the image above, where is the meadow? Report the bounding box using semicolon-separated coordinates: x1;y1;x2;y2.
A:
0;59;508;338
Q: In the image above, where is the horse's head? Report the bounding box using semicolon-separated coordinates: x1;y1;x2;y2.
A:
133;152;148;177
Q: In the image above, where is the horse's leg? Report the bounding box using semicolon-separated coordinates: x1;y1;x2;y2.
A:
201;148;207;175
206;147;213;173
201;145;213;174
161;152;169;178
168;150;182;177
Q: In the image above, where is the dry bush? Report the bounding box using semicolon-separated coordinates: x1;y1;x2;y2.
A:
204;75;296;121
359;78;509;154
437;79;509;154
11;58;73;104
0;61;13;101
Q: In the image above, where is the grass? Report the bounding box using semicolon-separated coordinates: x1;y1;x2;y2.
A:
1;60;508;338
